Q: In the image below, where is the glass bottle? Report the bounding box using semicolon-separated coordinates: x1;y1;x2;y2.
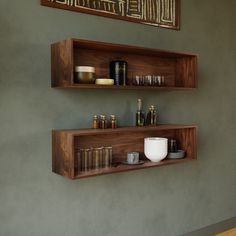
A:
92;115;99;129
146;105;157;126
103;146;112;168
110;115;117;129
100;115;107;129
136;99;145;126
146;107;153;126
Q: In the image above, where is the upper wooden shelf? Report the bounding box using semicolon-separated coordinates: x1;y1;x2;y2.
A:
51;38;198;90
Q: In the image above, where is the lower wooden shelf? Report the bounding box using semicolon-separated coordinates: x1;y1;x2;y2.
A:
52;125;197;180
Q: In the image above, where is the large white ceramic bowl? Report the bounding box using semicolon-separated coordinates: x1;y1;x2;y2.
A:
144;137;168;162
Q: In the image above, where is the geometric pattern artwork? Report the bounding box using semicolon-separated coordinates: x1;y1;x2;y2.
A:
41;0;180;29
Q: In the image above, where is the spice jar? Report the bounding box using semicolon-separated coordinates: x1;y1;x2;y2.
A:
110;60;127;86
100;115;107;129
92;115;99;129
110;115;117;129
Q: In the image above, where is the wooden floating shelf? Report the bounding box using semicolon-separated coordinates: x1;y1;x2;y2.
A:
51;38;198;90
54;84;197;91
52;125;197;180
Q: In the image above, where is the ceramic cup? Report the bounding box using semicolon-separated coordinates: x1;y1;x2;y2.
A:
127;152;139;164
144;137;168;162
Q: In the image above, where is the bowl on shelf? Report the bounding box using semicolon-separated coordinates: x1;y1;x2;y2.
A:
144;137;168;162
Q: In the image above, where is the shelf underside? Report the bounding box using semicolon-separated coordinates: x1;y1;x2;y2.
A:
54;84;196;90
75;157;195;179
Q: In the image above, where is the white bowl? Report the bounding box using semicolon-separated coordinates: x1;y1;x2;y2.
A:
144;137;168;162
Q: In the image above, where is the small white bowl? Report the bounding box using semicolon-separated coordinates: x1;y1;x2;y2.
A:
144;137;168;162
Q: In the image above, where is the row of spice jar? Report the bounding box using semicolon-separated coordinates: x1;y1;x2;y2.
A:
75;146;113;173
92;115;117;129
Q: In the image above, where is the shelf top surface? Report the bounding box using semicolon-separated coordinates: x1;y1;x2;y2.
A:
53;124;197;135
54;38;198;58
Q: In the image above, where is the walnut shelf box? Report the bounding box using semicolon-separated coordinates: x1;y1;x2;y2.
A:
52;125;197;180
51;38;198;89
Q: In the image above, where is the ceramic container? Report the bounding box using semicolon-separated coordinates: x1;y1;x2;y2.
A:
74;66;95;84
144;137;168;162
95;78;114;85
127;152;139;164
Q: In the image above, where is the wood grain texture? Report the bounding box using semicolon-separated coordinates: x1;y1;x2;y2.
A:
51;38;198;89
216;228;236;236
51;39;73;87
52;130;75;178
52;125;197;179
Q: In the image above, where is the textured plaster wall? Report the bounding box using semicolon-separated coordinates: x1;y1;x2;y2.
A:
0;0;235;236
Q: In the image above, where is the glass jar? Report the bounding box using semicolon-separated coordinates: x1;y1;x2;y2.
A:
92;115;99;129
110;115;117;129
92;147;103;170
103;147;112;168
100;115;107;129
80;148;92;172
74;66;95;84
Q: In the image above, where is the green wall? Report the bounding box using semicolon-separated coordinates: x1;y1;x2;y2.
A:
0;0;235;235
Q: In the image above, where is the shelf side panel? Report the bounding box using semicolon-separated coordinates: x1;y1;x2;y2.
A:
52;131;75;179
175;127;197;159
175;56;198;88
51;39;73;87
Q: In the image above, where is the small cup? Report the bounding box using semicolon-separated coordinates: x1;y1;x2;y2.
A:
127;152;139;164
168;139;178;153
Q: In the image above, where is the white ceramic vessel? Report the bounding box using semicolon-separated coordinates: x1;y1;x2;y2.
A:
144;137;168;162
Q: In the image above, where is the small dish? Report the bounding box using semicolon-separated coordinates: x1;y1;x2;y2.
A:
122;160;145;165
167;150;185;159
96;78;114;85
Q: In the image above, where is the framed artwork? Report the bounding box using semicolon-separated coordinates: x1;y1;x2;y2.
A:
41;0;180;30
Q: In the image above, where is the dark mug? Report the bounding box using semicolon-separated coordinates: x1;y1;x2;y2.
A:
168;139;178;153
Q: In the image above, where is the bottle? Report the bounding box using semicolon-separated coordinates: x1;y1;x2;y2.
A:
136;99;145;126
151;105;157;126
100;115;107;129
146;107;152;126
146;105;157;126
92;115;99;129
110;115;117;129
